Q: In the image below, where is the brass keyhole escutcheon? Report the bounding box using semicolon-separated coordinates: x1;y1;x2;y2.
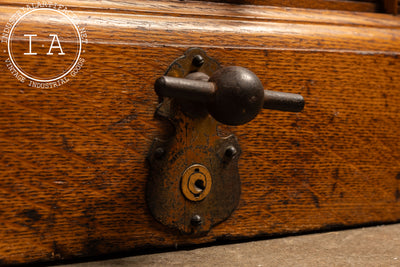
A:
181;164;212;201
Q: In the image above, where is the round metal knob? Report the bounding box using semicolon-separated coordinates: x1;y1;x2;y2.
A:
155;66;304;125
208;66;264;125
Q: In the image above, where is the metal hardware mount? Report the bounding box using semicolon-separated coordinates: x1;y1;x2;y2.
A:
147;48;304;235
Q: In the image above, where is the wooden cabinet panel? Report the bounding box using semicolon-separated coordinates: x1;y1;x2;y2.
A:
0;0;399;264
199;0;380;12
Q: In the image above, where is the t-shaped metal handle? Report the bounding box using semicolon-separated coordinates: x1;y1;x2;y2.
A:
155;66;304;125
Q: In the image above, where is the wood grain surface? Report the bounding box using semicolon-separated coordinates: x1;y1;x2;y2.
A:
199;0;380;12
0;0;400;264
384;0;399;14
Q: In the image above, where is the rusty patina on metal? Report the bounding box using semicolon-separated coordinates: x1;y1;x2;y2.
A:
147;49;241;235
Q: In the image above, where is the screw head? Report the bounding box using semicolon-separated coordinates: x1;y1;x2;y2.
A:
154;147;165;159
192;55;205;67
191;214;202;226
225;146;237;158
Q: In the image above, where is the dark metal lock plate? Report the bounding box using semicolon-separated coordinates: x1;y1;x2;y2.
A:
147;48;304;235
147;49;241;235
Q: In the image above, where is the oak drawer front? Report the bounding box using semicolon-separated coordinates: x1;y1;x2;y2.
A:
0;0;400;264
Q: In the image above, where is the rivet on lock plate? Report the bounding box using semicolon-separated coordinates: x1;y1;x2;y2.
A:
147;48;304;235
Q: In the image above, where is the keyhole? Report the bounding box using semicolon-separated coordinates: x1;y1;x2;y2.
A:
181;164;212;202
195;179;205;192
